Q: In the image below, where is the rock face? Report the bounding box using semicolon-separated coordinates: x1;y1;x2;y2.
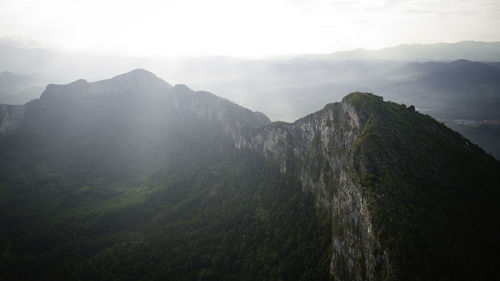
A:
1;70;499;281
234;94;389;281
173;86;270;134
37;69;269;130
233;92;500;281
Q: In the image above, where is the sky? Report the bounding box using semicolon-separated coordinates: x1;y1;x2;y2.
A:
0;0;499;58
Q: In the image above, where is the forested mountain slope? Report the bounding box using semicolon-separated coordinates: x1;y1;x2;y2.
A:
236;92;500;280
1;70;499;281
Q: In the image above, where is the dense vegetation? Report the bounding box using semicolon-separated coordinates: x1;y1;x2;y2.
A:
2;71;500;281
0;80;332;281
348;93;500;281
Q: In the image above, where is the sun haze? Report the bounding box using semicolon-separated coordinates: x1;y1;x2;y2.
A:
1;0;500;57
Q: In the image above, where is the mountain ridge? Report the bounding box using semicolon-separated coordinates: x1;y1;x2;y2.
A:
2;69;269;136
1;71;499;281
304;41;500;61
234;92;500;280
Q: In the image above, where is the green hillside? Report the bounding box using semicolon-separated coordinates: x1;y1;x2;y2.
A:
350;93;500;280
1;71;499;281
0;70;331;281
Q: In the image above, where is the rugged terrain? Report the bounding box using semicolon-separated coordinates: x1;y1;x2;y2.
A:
235;92;500;280
1;70;499;281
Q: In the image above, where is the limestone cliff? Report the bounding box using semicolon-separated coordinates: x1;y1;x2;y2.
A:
1;70;498;280
234;93;389;281
232;92;500;281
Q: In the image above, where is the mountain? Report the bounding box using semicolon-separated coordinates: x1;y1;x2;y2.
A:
306;41;500;62
380;60;500;116
0;71;31;94
391;59;500;89
486;62;500;69
0;69;269;183
3;41;499;160
2;42;498;160
384;59;500;80
1;70;499;281
375;60;500;159
0;71;45;104
1;70;333;281
237;92;500;280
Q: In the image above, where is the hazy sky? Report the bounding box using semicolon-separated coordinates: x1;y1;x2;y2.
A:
1;0;499;57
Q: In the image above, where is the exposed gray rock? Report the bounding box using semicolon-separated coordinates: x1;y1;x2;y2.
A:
2;69;384;279
233;97;390;281
172;87;270;133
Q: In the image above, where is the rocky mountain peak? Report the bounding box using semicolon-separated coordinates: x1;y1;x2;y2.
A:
234;91;500;281
173;84;194;94
39;69;172;102
0;69;499;281
110;69;168;85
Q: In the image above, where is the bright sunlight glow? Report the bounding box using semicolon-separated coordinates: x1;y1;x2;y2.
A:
1;0;499;58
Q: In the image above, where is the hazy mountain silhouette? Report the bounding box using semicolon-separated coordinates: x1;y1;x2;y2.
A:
379;60;500;118
0;71;45;104
1;42;499;158
305;41;500;61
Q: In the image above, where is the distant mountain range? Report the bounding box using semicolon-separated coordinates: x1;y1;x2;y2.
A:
0;71;45;104
2;40;500;83
1;41;499;159
305;41;500;61
380;59;500;117
1;70;499;281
